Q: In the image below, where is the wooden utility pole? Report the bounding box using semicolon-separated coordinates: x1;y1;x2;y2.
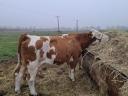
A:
76;19;79;32
56;16;61;33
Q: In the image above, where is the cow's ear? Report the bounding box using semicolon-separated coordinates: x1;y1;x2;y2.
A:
88;32;92;38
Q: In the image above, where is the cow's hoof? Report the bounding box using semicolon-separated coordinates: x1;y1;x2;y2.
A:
68;77;75;82
15;89;21;94
29;94;38;96
29;92;38;96
71;79;75;82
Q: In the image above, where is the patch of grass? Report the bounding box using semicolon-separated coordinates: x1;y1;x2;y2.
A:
0;32;19;60
0;31;59;61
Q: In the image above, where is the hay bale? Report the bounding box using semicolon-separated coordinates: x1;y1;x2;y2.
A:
120;81;128;96
82;51;128;96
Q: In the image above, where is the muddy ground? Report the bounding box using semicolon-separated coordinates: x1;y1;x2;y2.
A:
0;32;128;96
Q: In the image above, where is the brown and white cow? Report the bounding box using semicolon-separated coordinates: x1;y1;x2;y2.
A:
14;30;109;95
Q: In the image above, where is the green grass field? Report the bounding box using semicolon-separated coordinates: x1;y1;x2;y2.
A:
0;32;19;60
0;31;60;61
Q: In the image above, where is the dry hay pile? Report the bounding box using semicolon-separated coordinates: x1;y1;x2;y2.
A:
88;31;128;96
0;62;98;96
89;32;128;73
0;31;127;96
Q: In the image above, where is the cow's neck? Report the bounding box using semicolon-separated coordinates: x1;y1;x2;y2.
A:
81;37;96;50
85;36;96;48
75;33;96;50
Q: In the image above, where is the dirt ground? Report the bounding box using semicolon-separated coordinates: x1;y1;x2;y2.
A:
0;31;128;96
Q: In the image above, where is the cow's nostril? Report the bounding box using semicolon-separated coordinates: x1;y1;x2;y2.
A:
95;57;101;61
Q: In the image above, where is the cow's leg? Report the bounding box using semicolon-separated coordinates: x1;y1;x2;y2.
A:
15;65;25;93
78;55;83;70
14;64;21;75
14;53;21;80
14;63;21;86
27;50;40;96
68;65;75;81
70;68;75;81
27;61;38;96
68;57;77;81
68;65;71;79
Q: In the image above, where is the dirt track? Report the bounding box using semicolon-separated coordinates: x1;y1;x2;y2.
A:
0;32;128;96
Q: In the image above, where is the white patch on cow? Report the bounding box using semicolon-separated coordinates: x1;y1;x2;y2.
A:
15;72;22;93
42;41;50;52
70;56;74;62
27;50;40;95
40;55;56;64
51;54;56;59
27;35;40;47
40;54;56;65
42;40;50;58
50;46;56;51
15;66;25;93
60;34;68;38
62;34;68;36
40;39;56;65
45;58;54;64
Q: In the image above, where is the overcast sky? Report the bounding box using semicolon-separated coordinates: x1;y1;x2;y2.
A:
0;0;128;28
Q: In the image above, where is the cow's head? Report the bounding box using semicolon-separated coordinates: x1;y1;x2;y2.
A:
91;29;109;44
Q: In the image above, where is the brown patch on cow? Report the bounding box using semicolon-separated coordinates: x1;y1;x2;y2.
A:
50;38;57;45
27;46;36;61
21;39;36;62
17;33;30;64
47;49;56;59
51;35;81;66
36;40;43;49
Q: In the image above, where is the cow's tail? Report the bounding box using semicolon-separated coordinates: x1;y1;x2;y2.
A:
14;33;28;74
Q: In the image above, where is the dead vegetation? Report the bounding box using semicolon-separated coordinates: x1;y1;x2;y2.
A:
0;31;128;96
82;51;128;96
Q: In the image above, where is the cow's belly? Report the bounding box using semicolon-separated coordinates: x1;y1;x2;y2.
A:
53;51;71;65
40;52;56;65
40;51;69;65
40;55;67;65
40;58;54;65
